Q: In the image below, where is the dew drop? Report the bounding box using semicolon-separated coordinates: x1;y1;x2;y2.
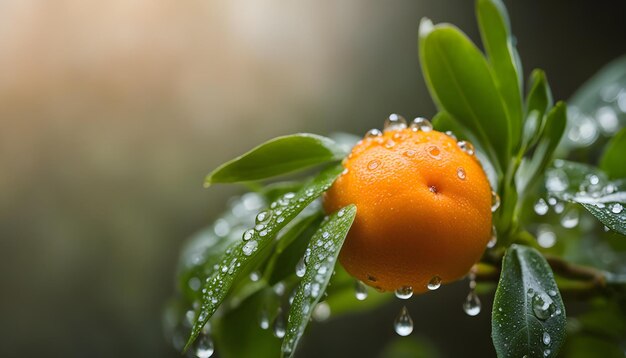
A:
560;207;579;228
543;332;551;345
546;170;569;192
368;160;381;170
256;210;271;224
384;139;396;148
444;130;457;140
249;270;261;282
403;150;416;158
295;256;306;278
242;240;258;256
337;208;345;217
355;280;368;301
394;306;414;336
554;202;565;214
410;117;433;132
366;128;383;138
457;140;475;155
537;226;556;248
427;145;441;158
491;191;501;212
457;167;466;180
312;301;331;321
427;276;442;290
395;286;413;300
611;203;623;214
532;293;554;320
487;225;497;248
242;229;254;241
384;114;408;131
463;291;481;316
534;198;549;216
272;308;286;338
194;335;215;358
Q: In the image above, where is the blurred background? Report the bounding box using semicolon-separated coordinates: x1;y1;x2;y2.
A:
1;0;624;357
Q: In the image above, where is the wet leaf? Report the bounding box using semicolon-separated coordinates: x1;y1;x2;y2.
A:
281;205;357;358
184;164;344;351
419;18;510;172
492;244;566;358
205;134;346;186
522;69;553;150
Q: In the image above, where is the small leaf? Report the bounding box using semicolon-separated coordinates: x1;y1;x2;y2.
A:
185;164;344;350
545;160;626;235
599;127;626;180
205;134;346;186
517;102;567;194
522;70;553;150
419;19;511;171
476;0;523;150
281;205;357;358
492;244;566;358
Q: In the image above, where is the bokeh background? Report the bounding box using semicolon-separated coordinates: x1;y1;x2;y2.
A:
1;0;624;357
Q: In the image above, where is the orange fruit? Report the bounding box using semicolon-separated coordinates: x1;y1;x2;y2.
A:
323;117;492;294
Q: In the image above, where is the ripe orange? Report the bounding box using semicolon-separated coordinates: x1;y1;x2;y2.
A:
323;117;493;294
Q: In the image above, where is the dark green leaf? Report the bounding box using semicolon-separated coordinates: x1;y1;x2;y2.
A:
185;164;344;350
281;205;357;358
545;160;626;235
517;102;567;194
522;70;553;150
205;134;346;186
476;0;523;150
419;19;511;171
492;244;566;358
600;127;626;180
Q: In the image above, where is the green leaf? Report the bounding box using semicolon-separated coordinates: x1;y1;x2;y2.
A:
492;244;566;358
419;19;511;171
185;164;344;350
545;160;626;235
281;205;357;358
522;70;553;150
600;127;626;179
476;0;523;150
205;134;347;186
517;102;567;194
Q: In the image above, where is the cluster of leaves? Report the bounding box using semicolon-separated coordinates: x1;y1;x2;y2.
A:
165;0;626;357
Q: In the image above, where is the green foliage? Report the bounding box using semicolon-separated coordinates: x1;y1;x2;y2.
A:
167;0;626;357
492;245;566;358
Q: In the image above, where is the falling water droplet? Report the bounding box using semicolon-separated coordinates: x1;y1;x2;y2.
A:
394;306;414;336
355;280;368;301
384;114;408;131
534;198;549;216
611;203;623;214
560;207;579;228
366;128;383;138
194;335;215;358
368;160;381;170
272;308;286;338
543;332;551;345
427;276;442;290
457;140;475;155
487;226;497;248
463;291;481;316
410;117;433;132
395;286;413;300
457;167;466;180
295;256;306;278
259;308;270;329
491;191;501;212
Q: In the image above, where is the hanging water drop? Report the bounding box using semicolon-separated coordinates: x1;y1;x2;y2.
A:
560;207;579;228
194;335;215;358
272;308;286;338
384;114;408;131
295;256;307;278
366;128;383;138
312;301;331;322
394;306;414;336
487;225;497;248
463;291;481;316
395;286;413;300
457;140;475;155
534;198;549;215
258;308;270;329
355;280;368;301
410;117;433;132
427;276;442;290
491;191;501;212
